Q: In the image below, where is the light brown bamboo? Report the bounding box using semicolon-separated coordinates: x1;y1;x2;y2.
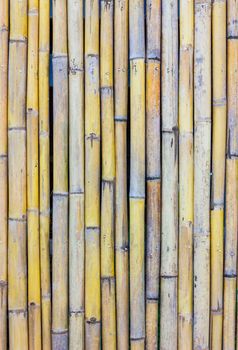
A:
194;1;211;349
145;1;161;349
178;1;193;349
8;0;28;348
52;0;69;348
27;0;42;347
39;0;51;348
0;0;8;349
68;0;84;349
223;2;238;349
114;0;129;349
129;1;145;348
160;1;178;349
210;1;226;350
100;1;116;349
85;0;101;348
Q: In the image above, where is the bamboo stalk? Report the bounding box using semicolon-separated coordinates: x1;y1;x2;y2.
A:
160;1;178;349
100;1;116;349
0;0;8;348
223;2;238;349
8;0;28;348
178;1;193;349
114;0;129;349
68;0;84;349
145;1;161;349
39;0;51;348
193;1;211;349
85;0;101;348
52;0;69;348
129;1;145;349
210;1;226;350
27;0;42;347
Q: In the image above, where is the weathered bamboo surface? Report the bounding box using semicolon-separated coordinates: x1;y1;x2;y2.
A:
2;0;237;349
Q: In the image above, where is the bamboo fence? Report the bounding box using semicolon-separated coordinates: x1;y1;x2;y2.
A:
1;0;238;349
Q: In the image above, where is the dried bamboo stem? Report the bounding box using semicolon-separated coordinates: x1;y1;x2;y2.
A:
8;0;28;348
160;1;178;349
0;0;8;348
193;1;211;349
85;0;101;348
210;1;226;350
52;0;69;348
145;1;161;349
223;2;238;349
39;0;51;348
129;1;145;348
178;1;193;349
68;0;84;349
114;0;129;349
100;1;116;349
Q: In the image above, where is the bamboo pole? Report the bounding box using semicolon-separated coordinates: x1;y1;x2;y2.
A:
145;1;161;349
210;1;226;349
114;0;129;349
223;2;238;349
129;1;145;349
0;0;8;349
85;0;101;348
193;1;211;349
52;0;69;348
8;0;28;348
100;1;116;349
178;1;193;349
39;0;51;348
68;0;84;349
160;1;178;349
27;0;42;347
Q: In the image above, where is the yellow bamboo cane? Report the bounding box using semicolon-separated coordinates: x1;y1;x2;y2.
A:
85;0;101;348
8;0;28;348
27;0;42;347
160;1;178;349
223;2;238;349
129;1;145;349
210;2;226;350
68;0;84;349
178;1;193;349
146;1;161;349
39;0;51;348
0;1;8;349
114;1;129;349
100;1;116;349
52;0;69;348
194;1;211;349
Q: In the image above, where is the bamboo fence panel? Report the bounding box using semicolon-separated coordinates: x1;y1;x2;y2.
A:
0;0;8;348
2;1;238;349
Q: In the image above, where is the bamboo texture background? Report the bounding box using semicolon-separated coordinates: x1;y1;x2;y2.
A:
0;0;236;349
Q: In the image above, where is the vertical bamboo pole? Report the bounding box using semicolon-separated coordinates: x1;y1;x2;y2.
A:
85;0;101;348
210;1;226;350
114;0;129;349
223;2;238;349
193;1;211;349
145;1;161;349
8;0;28;348
27;0;42;347
178;1;193;349
68;0;84;349
129;1;145;349
0;0;8;349
100;1;116;349
52;0;69;348
160;1;178;349
39;0;51;348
